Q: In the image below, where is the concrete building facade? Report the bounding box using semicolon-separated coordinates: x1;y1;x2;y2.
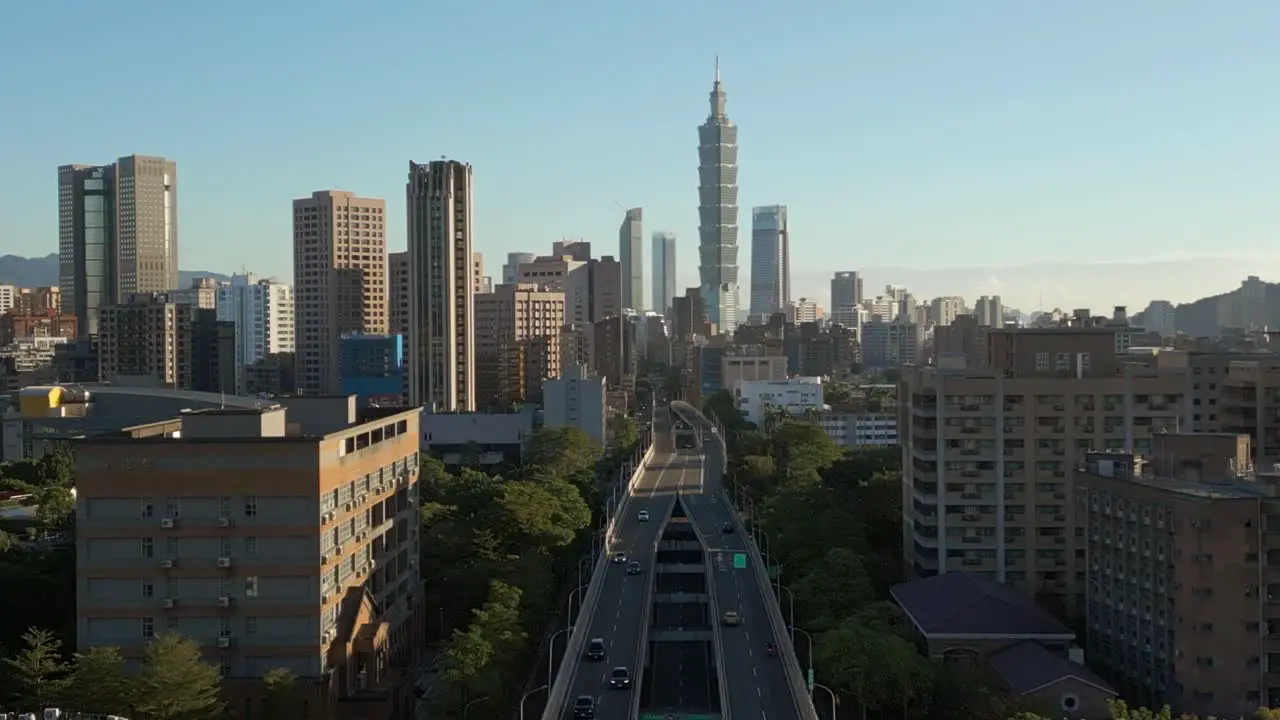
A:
291;191;388;395
474;283;566;409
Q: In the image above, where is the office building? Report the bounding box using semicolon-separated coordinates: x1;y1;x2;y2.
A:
502;252;536;285
516;256;590;326
899;329;1189;619
783;298;821;325
651;232;677;317
551;240;591;262
58;155;179;337
735;377;822;426
976;295;1004;328
170;277;219;310
216;277;294;394
748;205;789;324
474;283;566;409
471;252;485;295
291;190;388;395
98;294;194;388
696;60;740;333
619;208;644;312
830;272;863;317
190;309;236;395
74;398;426;718
592;315;635;389
543;364;606;446
589;256;622;323
339;333;405;407
929;296;965;328
388;251;410;339
406;160;474;411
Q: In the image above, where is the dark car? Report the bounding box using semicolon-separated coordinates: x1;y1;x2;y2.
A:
610;666;631;688
574;695;596;719
612;552;627;564
626;561;642;575
585;637;606;661
721;522;735;534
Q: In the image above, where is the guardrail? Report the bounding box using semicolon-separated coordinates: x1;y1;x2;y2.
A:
672;402;818;720
631;493;676;720
542;439;657;720
685;475;733;720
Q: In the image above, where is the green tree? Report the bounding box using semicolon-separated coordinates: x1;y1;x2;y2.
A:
262;667;306;719
703;389;750;431
817;614;932;719
471;580;527;664
441;625;493;687
1;627;69;708
524;427;600;478
791;548;875;627
132;632;225;720
34;485;75;532
609;414;639;457
36;444;75;488
769;421;842;486
497;478;591;550
62;645;133;715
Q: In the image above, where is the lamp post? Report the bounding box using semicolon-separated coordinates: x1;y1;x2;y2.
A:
463;696;489;720
812;682;837;720
568;584;589;626
547;626;574;687
790;625;814;685
578;555;594;585
776;583;795;641
520;684;548;720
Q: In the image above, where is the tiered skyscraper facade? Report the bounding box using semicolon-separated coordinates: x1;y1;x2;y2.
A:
697;60;740;332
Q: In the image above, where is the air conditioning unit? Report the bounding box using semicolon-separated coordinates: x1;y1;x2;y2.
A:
216;517;232;528
321;553;330;565
216;557;232;568
160;559;175;569
161;598;176;609
321;513;330;525
218;595;232;608
217;636;232;648
321;593;330;603
358;494;368;505
322;629;334;643
160;518;176;529
344;502;353;511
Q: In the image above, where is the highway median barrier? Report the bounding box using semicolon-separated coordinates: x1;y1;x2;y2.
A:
632;494;675;720
542;437;657;720
685;495;732;720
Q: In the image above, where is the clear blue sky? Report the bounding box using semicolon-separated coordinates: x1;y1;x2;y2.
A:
3;1;1279;308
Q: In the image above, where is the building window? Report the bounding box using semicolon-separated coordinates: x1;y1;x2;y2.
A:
246;537;258;557
141;617;155;638
219;617;231;638
1080;353;1091;370
1035;352;1049;371
141;582;154;598
218;496;231;518
1055;353;1070;371
245;576;259;598
140;498;154;519
246;617;259;635
245;496;259;518
140;538;154;559
165;498;181;519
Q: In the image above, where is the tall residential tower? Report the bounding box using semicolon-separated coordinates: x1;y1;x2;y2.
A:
696;59;740;333
406;160;476;412
651;232;677;317
619;208;644;312
748;205;789;323
58;155;179;337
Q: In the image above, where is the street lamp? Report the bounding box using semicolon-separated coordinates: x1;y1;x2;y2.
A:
775;583;795;640
568;584;590;625
812;682;837;720
547;626;574;687
520;684;548;720
790;625;814;685
463;696;489;720
578;555;594;585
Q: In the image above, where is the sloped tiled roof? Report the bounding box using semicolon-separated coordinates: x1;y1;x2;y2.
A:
889;572;1070;637
989;641;1115;696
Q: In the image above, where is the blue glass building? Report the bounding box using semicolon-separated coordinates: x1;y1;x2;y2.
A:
339;333;405;406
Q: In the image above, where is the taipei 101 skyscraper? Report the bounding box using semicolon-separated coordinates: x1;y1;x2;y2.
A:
697;58;740;333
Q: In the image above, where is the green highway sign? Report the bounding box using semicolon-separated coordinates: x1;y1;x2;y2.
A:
768;564;781;580
732;553;747;569
686;715;717;720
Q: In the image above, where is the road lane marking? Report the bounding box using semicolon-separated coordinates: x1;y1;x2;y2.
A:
753;667;758;677
758;688;763;697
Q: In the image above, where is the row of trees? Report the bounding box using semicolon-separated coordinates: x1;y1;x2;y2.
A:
705;389;1026;720
1;627;302;718
421;426;617;720
1018;701;1280;720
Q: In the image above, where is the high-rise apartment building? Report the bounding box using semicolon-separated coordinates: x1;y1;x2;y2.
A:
216;276;295;394
502;253;536;285
976;295;1004;328
516;256;591;325
696;60;740;333
474;283;566;409
58;155;179;337
748;205;790;324
590;256;622;323
830;272;864;317
651;232;677;317
98;293;193;388
291;191;387;395
899;328;1189;619
929;296;965;328
74;398;425;717
619;208;644;312
406;160;475;412
471;252;485;295
387;251;410;339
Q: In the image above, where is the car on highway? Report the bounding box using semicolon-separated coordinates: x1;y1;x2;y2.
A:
721;522;734;534
637;510;650;522
722;611;742;627
612;552;627;564
626;561;642;575
609;666;631;688
585;637;606;660
573;695;596;719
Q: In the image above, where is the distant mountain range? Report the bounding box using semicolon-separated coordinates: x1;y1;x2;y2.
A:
0;254;231;289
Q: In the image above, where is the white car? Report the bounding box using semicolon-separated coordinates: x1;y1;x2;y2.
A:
637;510;650;522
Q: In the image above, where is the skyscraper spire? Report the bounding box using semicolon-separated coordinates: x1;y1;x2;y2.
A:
708;57;727;121
715;55;720;83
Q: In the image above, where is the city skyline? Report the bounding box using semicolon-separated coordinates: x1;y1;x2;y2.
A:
697;59;741;331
